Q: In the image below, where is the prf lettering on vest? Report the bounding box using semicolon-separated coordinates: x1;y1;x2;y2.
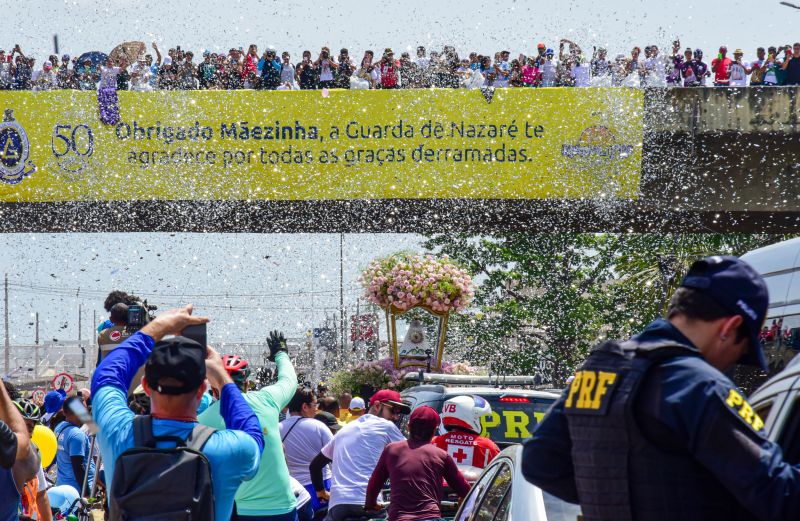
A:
565;370;618;410
724;388;765;431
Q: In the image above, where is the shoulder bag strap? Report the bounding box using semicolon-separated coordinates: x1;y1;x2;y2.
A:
187;424;216;451
281;417;304;443
133;415;156;448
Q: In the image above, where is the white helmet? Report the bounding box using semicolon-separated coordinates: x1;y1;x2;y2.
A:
441;395;492;434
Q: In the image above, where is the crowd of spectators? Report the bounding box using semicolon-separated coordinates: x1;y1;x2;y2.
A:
3;39;800;92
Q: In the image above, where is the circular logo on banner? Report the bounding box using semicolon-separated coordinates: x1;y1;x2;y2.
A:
51;372;74;393
32;388;46;404
110;330;122;341
0;109;37;184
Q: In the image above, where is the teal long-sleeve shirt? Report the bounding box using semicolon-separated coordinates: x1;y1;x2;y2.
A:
198;352;298;516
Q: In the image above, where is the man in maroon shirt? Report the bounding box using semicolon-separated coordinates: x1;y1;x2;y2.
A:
365;406;471;521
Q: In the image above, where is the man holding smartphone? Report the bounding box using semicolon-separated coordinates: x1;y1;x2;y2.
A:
781;42;800;85
91;304;264;520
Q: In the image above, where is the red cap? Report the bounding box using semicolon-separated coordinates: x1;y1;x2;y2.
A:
537;42;546;49
410;405;440;430
370;389;411;413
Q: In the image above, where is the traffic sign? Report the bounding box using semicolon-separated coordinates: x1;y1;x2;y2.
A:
51;372;74;393
31;388;46;404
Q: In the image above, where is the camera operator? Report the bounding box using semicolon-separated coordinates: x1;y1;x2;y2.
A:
97;302;131;366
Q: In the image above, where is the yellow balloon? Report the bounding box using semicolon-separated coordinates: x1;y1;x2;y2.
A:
32;424;57;468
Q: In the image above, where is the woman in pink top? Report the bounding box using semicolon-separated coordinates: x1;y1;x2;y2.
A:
522;57;540;87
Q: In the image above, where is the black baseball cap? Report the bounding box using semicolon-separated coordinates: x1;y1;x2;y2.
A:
145;336;206;395
680;256;769;369
315;411;342;432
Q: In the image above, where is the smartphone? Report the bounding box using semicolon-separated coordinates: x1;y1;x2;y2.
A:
182;323;207;347
67;398;98;434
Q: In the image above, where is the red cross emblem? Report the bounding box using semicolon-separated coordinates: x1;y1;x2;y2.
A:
452;448;469;463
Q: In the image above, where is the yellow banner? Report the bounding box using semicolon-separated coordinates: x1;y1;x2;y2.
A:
0;89;642;202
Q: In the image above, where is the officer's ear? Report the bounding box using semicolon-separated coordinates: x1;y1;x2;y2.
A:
719;315;744;342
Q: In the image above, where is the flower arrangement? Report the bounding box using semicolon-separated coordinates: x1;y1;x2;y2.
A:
330;357;481;395
359;253;474;313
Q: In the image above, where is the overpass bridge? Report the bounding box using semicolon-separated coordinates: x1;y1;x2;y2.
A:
0;87;798;233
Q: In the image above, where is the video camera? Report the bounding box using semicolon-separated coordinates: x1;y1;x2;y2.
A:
125;298;208;346
126;299;158;332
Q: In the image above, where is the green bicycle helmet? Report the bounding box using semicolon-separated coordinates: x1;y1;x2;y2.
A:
14;399;42;421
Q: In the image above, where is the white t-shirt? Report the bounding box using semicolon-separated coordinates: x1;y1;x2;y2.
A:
728;61;749;86
129;63;153;91
319;60;334;81
279;416;333;485
0;62;12;85
415;57;430;69
290;476;312;508
280;63;296;84
571;63;591;87
644;56;667;86
541;60;556;84
320;413;405;509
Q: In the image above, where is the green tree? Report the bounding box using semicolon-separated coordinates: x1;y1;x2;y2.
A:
424;233;790;386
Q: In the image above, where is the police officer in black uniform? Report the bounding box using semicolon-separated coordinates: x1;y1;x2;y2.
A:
522;256;800;521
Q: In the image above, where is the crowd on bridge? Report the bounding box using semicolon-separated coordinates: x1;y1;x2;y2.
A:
3;38;800;92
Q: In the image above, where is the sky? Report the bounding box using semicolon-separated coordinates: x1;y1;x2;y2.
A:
0;233;422;345
2;0;797;345
6;0;800;63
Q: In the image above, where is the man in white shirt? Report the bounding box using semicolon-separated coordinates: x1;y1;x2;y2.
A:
571;59;591;87
31;61;57;91
728;48;749;87
309;389;409;521
415;46;430;69
643;45;668;86
279;387;332;514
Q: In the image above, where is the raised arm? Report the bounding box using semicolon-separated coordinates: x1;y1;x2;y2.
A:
151;42;162;66
0;380;39;485
0;380;30;466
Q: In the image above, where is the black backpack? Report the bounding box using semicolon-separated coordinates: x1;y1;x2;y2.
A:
110;415;216;521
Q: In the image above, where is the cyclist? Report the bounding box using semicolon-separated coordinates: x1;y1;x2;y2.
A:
14;400;52;521
433;395;500;469
199;333;299;521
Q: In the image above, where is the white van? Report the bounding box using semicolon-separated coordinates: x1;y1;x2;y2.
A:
741;238;800;374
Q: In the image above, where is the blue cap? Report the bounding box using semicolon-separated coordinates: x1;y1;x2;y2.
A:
681;256;769;369
44;389;66;414
545;48;554;55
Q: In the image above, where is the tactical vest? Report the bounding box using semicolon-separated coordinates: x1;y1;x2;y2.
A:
564;340;753;521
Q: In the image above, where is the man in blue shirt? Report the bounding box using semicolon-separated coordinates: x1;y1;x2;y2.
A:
523;256;800;520
54;395;93;494
91;304;264;520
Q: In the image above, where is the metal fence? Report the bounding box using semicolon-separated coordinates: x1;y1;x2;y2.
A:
2;338;316;388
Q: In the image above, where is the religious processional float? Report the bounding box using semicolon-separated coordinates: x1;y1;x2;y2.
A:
331;252;478;396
